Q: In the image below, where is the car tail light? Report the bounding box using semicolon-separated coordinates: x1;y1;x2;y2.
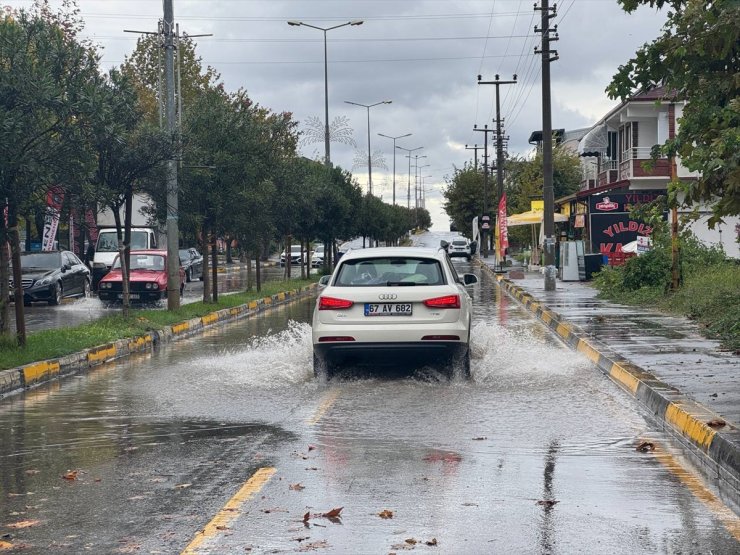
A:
318;296;354;310
422;335;461;341
318;336;355;342
423;294;460;309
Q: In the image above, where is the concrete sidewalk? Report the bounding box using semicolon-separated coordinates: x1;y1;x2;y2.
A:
478;258;739;507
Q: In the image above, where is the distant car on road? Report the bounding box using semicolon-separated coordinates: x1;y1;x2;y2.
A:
447;238;472;260
10;251;91;306
280;245;307;267
179;248;204;282
98;250;184;305
312;244;325;268
312;247;478;378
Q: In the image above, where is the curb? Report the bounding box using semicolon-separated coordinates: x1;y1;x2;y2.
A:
0;283;318;399
478;263;740;506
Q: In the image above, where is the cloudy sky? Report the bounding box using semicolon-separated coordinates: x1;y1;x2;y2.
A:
7;0;668;229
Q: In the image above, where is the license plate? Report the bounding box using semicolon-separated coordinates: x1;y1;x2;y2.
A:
364;303;412;316
117;293;140;299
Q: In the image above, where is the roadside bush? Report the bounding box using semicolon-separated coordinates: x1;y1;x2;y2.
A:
621;247;671;291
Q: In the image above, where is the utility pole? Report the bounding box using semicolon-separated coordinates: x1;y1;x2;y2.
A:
478;74;517;270
535;0;559;290
474;124;494;258
465;144;483;170
163;0;180;309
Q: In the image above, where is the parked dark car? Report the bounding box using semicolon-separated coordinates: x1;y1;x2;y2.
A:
98;250;184;305
179;248;204;282
10;251;91;305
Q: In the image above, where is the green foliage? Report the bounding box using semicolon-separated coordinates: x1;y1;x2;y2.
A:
608;0;740;224
442;164;489;238
592;230;740;351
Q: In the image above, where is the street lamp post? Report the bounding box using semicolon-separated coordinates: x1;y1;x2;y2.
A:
288;19;363;166
345;100;391;195
417;163;430;209
396;145;423;209
420;175;433;209
378;132;412;205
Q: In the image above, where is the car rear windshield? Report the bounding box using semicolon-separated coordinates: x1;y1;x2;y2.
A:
452;240;468;246
335;257;445;286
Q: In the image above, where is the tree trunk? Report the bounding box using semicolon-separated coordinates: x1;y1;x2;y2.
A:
211;233;218;303
255;248;262;292
122;191;133;317
246;249;253;291
226;236;234;264
0;215;10;336
8;204;27;346
201;225;212;303
284;235;292;279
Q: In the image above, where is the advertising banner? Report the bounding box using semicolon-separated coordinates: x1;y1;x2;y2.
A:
41;187;64;251
498;193;509;251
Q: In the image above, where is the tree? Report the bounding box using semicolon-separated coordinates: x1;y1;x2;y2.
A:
607;0;740;224
442;164;489;238
0;3;99;344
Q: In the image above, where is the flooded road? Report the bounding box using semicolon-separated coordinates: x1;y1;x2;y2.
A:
0;257;737;553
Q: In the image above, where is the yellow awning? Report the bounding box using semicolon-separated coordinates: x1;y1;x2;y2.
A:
507;210;568;226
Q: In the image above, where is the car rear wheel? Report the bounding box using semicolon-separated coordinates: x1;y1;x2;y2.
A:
49;282;62;306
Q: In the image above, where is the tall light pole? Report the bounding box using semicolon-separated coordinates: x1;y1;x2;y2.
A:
396;145;423;209
420;174;433;209
417;163;430;209
288;19;363;166
345;100;391;195
378;132;412;205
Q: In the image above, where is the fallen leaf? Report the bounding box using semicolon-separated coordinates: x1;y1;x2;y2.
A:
472;437;487;441
322;507;343;519
174;483;192;489
302;511;311;523
290;483;306;491
635;441;655;452
298;540;329;552
0;540;14;550
426;538;438;546
62;470;78;481
707;419;726;428
536;500;559;507
308;445;316;452
405;538;417;545
6;519;40;529
292;536;310;542
378;510;394;519
215;525;229;531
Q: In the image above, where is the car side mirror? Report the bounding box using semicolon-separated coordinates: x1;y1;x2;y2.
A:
440;240;449;250
462;273;478;286
319;275;331;287
61;263;70;272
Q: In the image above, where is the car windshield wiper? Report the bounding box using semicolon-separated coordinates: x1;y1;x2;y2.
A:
386;281;416;286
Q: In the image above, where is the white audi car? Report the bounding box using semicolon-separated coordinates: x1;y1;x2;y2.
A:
312;247;478;378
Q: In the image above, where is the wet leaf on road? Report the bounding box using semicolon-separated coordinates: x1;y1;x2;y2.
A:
290;483;306;491
6;519;40;529
322;507;343;519
308;445;316;452
292;536;310;542
707;418;726;428
0;540;14;550
378;510;394;519
536;500;559;507
425;538;438;546
302;511;311;524
62;470;79;481
297;539;329;551
405;538;417;545
635;441;655;452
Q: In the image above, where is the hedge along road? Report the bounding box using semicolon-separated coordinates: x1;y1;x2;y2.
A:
0;261;738;553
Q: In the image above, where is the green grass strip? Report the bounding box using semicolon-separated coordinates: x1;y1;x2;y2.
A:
0;277;317;370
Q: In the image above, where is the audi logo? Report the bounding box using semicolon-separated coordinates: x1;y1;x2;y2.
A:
378;293;398;300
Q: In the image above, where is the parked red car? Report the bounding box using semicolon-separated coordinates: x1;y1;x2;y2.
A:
97;250;184;304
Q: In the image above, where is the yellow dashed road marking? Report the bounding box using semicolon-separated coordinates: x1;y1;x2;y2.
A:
307;388;341;425
653;445;740;541
180;467;277;554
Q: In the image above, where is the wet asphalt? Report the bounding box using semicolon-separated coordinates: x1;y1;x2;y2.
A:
0;252;738;553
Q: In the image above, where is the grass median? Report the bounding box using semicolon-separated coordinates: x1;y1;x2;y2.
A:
0;277;318;371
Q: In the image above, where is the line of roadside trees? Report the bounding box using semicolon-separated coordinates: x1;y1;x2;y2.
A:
0;2;430;346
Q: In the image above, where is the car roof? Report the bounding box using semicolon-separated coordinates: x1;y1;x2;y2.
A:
339;247;443;261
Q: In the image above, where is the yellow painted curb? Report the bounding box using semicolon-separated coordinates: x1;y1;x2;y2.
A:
665;403;716;451
609;362;640;394
23;361;60;384
172;322;190;335
201;313;218;326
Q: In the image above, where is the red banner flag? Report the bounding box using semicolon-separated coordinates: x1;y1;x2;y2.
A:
42;187;65;251
498;192;509;250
